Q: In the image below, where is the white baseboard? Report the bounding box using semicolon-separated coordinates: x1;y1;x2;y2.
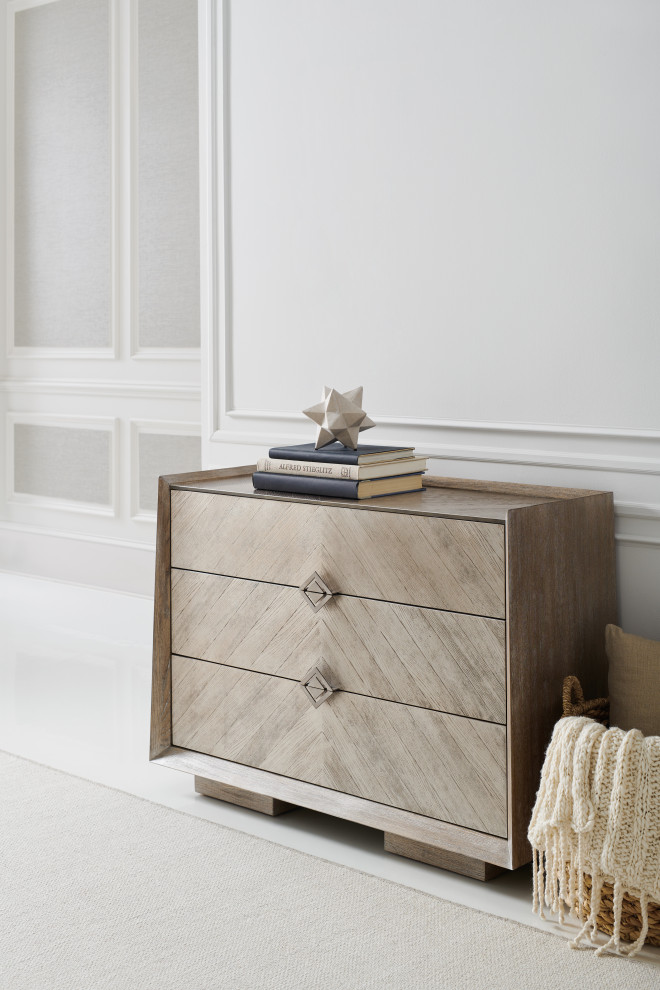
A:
0;523;155;597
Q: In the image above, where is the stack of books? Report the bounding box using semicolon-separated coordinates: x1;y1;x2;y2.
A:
252;442;427;499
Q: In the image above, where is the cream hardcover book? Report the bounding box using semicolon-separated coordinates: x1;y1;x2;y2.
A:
255;456;428;481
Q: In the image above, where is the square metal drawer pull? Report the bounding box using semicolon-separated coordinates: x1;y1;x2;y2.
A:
299;572;334;611
300;666;334;707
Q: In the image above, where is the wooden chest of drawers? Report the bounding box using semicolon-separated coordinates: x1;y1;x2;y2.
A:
150;468;616;878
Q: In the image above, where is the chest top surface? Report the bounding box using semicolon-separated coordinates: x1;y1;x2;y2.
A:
169;472;579;523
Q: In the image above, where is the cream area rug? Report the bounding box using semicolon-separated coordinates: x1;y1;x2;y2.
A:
1;752;656;990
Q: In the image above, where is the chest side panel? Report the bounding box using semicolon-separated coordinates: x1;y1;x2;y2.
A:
505;494;617;867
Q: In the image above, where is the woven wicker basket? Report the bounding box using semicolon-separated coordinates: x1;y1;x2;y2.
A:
561;676;660;946
561;675;609;725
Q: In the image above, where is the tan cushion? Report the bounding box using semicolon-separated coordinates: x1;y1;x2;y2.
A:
607;624;660;736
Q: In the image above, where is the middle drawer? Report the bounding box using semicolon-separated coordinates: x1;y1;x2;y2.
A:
171;568;506;723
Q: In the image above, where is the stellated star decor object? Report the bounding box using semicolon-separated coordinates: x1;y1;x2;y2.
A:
302;386;376;449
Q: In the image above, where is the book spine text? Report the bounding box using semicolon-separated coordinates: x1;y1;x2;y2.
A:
256;458;359;480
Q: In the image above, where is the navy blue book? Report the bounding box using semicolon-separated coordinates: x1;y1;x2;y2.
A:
252;471;424;500
267;441;414;465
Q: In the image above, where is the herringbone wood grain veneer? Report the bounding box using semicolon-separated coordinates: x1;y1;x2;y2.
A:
172;655;508;836
170;490;506;618
152;470;617;877
171;568;506;722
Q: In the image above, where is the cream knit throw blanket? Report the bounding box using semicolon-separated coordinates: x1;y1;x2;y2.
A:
528;715;660;957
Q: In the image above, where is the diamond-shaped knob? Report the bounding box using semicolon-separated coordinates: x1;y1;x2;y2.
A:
300;666;334;707
299;572;334;612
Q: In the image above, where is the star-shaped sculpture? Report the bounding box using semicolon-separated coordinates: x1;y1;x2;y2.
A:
303;386;375;449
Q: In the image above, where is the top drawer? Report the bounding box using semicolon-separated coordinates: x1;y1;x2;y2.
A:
171;490;505;618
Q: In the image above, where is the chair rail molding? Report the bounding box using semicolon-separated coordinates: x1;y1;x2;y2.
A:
0;379;201;401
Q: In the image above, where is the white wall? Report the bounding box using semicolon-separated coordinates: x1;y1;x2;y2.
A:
0;0;202;595
201;0;660;639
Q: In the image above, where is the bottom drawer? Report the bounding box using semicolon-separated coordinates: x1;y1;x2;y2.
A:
172;655;507;837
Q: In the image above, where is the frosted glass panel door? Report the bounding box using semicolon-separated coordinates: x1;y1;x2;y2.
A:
13;0;111;350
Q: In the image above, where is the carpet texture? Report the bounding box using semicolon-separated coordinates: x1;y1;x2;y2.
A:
1;752;656;989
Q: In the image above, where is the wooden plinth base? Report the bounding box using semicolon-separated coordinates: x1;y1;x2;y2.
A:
194;776;296;816
194;777;504;878
384;832;504;881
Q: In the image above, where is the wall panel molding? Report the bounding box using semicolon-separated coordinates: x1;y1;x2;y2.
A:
0;378;201;400
132;0;201;359
200;0;659;530
1;0;201;594
7;412;119;515
115;0;132;363
6;0;118;358
202;0;659;448
130;418;201;520
616;534;660;548
131;348;201;361
208;414;660;478
616;501;660;521
199;0;225;450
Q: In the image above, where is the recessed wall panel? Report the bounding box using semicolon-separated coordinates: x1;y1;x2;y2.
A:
13;0;111;349
138;0;200;349
138;432;200;512
226;0;660;428
14;424;112;505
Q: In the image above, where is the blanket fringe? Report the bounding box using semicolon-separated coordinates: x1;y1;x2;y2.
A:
528;715;660;957
595;881;624;956
626;894;650;958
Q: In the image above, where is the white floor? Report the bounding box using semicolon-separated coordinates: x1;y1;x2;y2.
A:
2;571;658;966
